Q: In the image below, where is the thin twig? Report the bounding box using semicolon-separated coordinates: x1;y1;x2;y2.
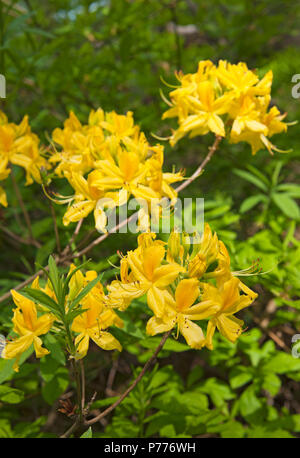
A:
86;329;172;426
60;330;171;437
0;224;40;248
175;135;222;193
60;418;80;439
80;360;85;412
61;219;83;257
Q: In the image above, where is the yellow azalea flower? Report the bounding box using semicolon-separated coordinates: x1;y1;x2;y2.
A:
216;61;258;97
108;243;184;316
165;224;219;279
3;290;54;371
60;171;110;232
0;113;48;184
51;111;98;176
202;277;257;349
51;108;183;232
229;95;289;155
146;278;218;349
0;111;48;206
162;60;291;153
71;290;123;360
165;80;232;145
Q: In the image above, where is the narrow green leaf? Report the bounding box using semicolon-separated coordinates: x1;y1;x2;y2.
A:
68;274;101;311
233;169;268;192
21;288;61;317
240;194;267;213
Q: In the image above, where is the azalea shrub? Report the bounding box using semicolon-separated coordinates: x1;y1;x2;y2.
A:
0;0;300;439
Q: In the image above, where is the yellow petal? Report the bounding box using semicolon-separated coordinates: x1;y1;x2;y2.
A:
205;320;216;350
175;278;199;311
143;245;165;280
216;314;244;343
178;316;205;349
75;333;90;359
33;336;50;358
89;330;122;352
3;333;33;360
146;315;174;336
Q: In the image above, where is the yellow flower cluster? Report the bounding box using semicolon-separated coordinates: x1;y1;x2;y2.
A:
3;265;123;371
50;110;184;232
0;110;48;207
162;60;290;154
107;224;257;349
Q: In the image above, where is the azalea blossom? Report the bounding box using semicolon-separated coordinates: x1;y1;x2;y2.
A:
3;290;54;372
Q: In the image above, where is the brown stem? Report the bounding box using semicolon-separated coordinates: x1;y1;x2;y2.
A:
60;329;171;437
86;329;172;426
80;360;86;412
0;224;40;248
175;135;222;194
60;418;80;439
61;219;83;257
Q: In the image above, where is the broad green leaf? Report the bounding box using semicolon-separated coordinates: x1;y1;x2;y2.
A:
262;373;281;396
41;367;69;405
0;385;24;404
272;193;300;220
239;385;262;417
263;352;300;374
229;366;253;389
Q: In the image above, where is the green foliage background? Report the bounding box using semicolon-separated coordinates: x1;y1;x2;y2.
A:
0;0;299;438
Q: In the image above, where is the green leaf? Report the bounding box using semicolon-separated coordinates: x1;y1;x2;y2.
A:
0;419;13;438
140;337;189;353
262;373;281;396
247;426;294;438
271;161;284;186
68;274;101;312
80;427;92;438
41;367;69;405
246;165;270;187
0;346;34;383
40;354;60;382
63;260;90;298
233;169;268;191
0;385;24;404
90;396;119;410
263;352;300;374
48;256;63;305
240;194;267;213
239;385;262;417
229;366;253;389
272;193;300;220
21;288;60;317
208;420;245;438
43;334;66;365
